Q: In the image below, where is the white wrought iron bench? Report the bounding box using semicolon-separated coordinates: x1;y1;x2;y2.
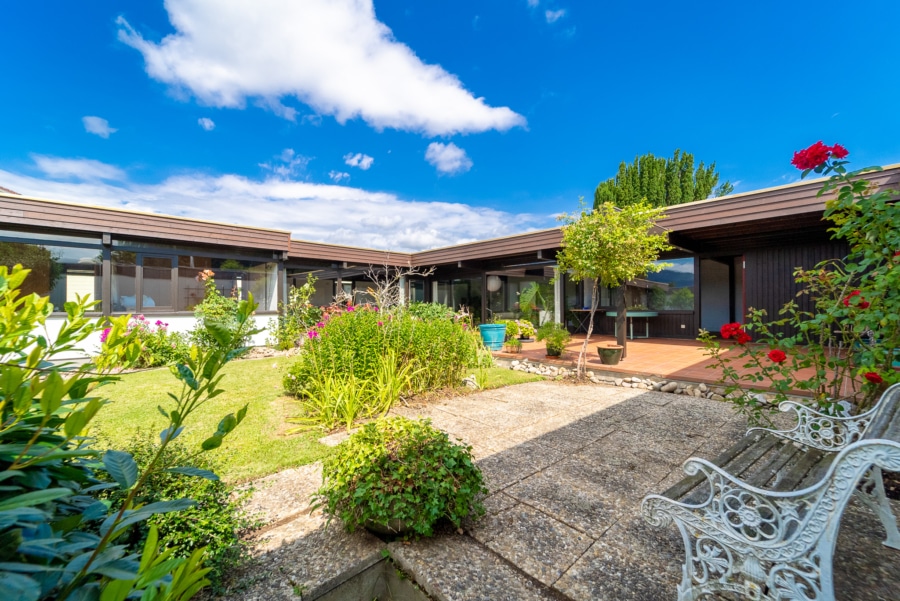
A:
642;382;900;601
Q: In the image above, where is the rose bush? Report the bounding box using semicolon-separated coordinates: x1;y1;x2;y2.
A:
701;143;899;424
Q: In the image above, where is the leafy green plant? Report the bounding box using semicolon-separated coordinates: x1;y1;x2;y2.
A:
494;319;520;339
99;434;255;592
285;306;480;429
406;302;457;321
267;274;322;350
504;338;523;353
514;319;537;339
701;144;900;423
536;321;572;356
191;272;252;351
313;417;487;537
517;282;552;327
110;315;191;368
0;264;259;601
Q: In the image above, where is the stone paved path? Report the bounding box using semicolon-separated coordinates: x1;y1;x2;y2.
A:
219;381;900;600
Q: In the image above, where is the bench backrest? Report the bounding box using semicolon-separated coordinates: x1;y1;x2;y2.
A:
862;382;900;442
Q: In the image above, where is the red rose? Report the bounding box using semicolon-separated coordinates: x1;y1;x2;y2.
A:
859;301;870;309
767;349;787;363
829;143;849;159
720;322;742;339
843;290;863;307
735;331;752;345
791;141;831;170
864;372;883;384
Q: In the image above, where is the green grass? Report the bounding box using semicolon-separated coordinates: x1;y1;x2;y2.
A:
480;367;545;389
92;359;542;483
93;356;331;483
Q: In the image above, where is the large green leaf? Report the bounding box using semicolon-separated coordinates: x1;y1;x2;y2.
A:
102;451;138;490
0;488;72;511
164;467;219;481
0;572;40;601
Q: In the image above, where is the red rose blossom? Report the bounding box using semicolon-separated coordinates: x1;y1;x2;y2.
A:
864;372;883;384
843;290;863;307
829;143;849;159
720;322;742;339
735;331;752;345
791;141;848;170
767;349;787;363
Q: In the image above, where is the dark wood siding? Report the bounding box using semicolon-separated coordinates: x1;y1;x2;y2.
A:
590;311;696;340
289;241;412;266
744;242;849;337
413;229;563;265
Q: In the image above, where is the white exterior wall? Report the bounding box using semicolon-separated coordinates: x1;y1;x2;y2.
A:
42;314;272;360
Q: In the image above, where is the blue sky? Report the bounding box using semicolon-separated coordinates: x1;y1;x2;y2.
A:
2;0;899;251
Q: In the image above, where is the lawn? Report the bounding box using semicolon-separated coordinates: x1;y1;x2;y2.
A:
93;356;330;483
92;357;544;483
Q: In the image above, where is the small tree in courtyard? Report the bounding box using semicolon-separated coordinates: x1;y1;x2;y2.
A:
555;199;672;376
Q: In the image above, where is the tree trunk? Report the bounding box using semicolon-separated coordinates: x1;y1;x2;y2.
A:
576;280;600;378
616;285;627;359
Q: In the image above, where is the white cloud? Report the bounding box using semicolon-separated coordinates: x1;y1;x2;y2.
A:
545;9;566;23
343;152;374;170
31;155;126;181
527;0;540;7
329;170;350;183
0;156;551;252
82;116;117;138
116;0;525;136
259;148;311;178
425;142;473;175
198;117;216;130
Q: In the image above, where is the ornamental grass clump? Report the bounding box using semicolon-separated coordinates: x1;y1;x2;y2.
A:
313;417;487;538
701;143;899;424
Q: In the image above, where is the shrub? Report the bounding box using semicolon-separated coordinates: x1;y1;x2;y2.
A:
191;271;252;351
0;264;259;601
267;274;322;350
405;302;456;321
537;321;572;355
515;319;537;339
285;306;481;429
314;417;487;537
110;314;191;368
494;319;520;339
100;434;254;592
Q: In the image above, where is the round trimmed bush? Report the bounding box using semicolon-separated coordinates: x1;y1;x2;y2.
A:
314;417;487;537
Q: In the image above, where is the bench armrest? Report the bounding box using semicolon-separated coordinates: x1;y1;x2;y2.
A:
747;400;877;452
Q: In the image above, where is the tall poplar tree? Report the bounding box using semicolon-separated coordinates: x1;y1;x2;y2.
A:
593;149;733;209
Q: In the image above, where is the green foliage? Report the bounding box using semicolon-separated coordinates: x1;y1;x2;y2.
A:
0;264;259;601
649;286;694;310
406;302;456;321
536;321;571;356
119;315;191;368
494;319;519;339
593;149;732;209
285;307;480;430
267;274;322;350
514;319;537;339
517;282;552;326
556;199;672;372
191;276;252;351
100;434;254;592
313;417;487;537
701;151;900;423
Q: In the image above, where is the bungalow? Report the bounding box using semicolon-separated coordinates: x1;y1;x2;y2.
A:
1;164;898;352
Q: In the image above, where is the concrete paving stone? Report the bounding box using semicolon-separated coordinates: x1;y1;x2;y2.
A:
438;404;542;430
481;491;521;515
577;398;659;426
389;534;560;601
477;504;594;587
630;390;675;406
220;519;385;601
833;497;900;601
554;515;684;601
476;438;567;492
504;415;617;454
503;466;633;538
580;429;694;475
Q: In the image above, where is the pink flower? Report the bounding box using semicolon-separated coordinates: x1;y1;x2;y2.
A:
346;305;355;312
307;330;319;339
100;327;111;343
316;322;325;328
377;321;383;326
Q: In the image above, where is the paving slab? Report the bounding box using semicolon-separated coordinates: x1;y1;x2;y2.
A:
389;535;562;601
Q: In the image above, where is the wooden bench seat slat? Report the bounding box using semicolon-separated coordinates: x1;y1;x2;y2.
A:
864;394;900;440
770;447;829;492
745;441;807;489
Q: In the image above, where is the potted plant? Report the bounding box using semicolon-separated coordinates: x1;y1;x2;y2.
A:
478;320;507;351
515;319;537;342
537;321;571;357
504;337;523;353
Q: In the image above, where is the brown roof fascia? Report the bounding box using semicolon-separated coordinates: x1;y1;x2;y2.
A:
659;165;900;233
411;228;563;266
288;240;413;267
0;193;291;252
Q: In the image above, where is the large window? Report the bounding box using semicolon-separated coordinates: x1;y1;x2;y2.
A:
0;240;103;310
645;258;695;310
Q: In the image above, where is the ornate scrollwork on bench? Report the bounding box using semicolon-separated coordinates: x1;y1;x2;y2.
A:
748;400;875;452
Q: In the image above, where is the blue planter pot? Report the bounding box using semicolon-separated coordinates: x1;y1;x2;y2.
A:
478;324;507;351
